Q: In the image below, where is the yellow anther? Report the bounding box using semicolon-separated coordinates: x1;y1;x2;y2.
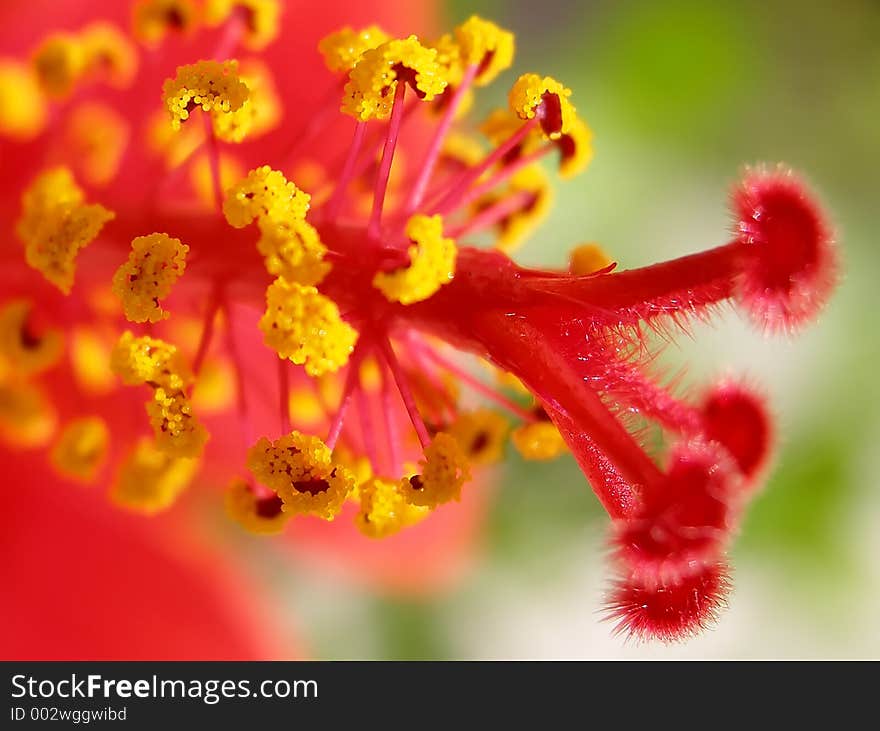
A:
204;0;281;50
146;387;208;458
570;242;612;276
163;60;249;131
454;16;515;86
512;421;568;460
355;477;429;539
211;59;281;143
112;233;189;323
319;25;390;73
50;416;110;483
246;431;355;520
16;167;115;295
64;102;130;187
509;73;577;140
191;151;243;208
257;217;330;286
71;327;116;395
400;432;471;508
225;478;290;535
557;117;594;180
0;381;56;448
429;33;466;87
342;36;448;121
0;300;63;376
31;33;85;99
133;0;197;46
110;331;190;391
259;278;357;377
448;408;509;465
492;166;554;253
0;60;47;140
223;165;310;228
80;22;138;88
111;438;197;514
373;214;457;305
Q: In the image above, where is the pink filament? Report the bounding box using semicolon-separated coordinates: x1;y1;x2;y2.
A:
368;82;407;239
379;337;431;449
404;63;479;215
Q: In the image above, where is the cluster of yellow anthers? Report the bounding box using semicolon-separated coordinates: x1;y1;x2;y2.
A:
220;166;359;376
31;22;136;99
342;36;449;121
111;332;208;458
134;0;281;50
246;432;355;521
16;168;115;295
163;60;250;130
112;234;189;323
373;215;458;305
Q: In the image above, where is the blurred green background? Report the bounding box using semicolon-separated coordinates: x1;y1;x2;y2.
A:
286;0;880;658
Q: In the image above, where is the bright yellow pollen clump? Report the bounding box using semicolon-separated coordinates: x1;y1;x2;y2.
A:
163;60;250;130
570;242;612;276
146;386;209;458
211;59;281;143
16;167;115;295
512;421;568;460
509;73;577;140
454;15;514;86
441;131;485;167
205;0;281;50
0;300;63;376
80;22;138;88
50;416;110;483
319;25;390;73
493;166;554;254
111;438;198;514
223;165;310;228
0;61;47;139
558;117;594;179
246;431;355;520
342;36;448;121
133;0;197;46
400;433;471;508
112;233;189;323
448;408;509;465
259;278;358;377
31;33;85;99
111;332;206;457
355;477;429;539
0;381;56;448
373;214;457;305
225;478;290;535
110;331;189;390
257;217;330;287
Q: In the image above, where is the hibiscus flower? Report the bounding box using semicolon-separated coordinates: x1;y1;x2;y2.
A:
0;0;838;652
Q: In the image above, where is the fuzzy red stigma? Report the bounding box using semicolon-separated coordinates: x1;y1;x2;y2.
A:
702;381;773;483
734;168;838;332
605;561;731;643
612;441;739;584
